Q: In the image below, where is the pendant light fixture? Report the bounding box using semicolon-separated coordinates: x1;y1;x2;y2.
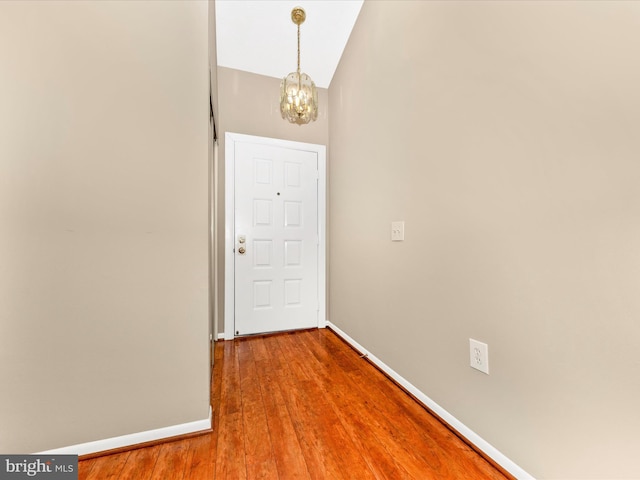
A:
280;7;318;125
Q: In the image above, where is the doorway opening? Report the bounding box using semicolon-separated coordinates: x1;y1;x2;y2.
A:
224;133;326;339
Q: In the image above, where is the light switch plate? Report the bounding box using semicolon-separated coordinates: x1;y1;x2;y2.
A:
391;221;405;241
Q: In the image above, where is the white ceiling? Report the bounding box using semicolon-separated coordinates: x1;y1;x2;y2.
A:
215;0;364;89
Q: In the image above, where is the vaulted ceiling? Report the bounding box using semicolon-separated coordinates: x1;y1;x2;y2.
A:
215;0;364;89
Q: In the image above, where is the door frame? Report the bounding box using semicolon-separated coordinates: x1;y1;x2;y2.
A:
224;132;326;340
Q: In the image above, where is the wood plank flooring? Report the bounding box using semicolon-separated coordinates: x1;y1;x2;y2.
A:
79;328;513;479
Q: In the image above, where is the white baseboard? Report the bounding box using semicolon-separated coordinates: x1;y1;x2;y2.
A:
326;321;534;480
37;407;212;456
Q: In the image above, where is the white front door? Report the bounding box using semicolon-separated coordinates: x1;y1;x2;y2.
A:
229;135;325;336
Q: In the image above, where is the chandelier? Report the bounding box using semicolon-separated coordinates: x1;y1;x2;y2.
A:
280;7;318;125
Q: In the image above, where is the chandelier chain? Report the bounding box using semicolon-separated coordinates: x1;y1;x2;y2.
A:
297;24;301;74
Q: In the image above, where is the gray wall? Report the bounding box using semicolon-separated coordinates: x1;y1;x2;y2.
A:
328;1;640;478
215;66;329;336
0;1;210;453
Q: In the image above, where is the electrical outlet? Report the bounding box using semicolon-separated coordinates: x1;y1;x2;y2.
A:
391;221;405;241
469;339;489;374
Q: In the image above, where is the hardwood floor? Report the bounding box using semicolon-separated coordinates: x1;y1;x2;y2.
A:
79;328;513;479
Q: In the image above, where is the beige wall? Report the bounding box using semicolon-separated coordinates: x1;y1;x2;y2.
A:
215;66;329;335
329;1;640;478
0;1;210;452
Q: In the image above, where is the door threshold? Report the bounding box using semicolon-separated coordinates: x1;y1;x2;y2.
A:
233;327;319;339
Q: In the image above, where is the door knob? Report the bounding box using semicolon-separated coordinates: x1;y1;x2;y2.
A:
238;246;246;255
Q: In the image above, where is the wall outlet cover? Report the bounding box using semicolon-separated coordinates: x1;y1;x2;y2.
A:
469;338;489;374
391;221;405;241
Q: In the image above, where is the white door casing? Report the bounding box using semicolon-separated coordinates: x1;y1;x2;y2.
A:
224;133;326;338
